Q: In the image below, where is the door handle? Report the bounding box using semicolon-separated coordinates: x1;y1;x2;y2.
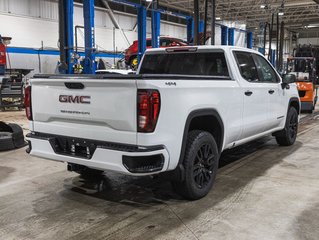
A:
268;89;275;94
245;91;253;96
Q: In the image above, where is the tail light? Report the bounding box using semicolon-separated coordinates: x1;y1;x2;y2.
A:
0;43;6;65
24;86;33;120
137;89;160;133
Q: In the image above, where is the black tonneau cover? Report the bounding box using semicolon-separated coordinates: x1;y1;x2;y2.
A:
32;74;232;81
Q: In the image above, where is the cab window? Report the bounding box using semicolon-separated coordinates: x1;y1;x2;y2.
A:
234;51;259;82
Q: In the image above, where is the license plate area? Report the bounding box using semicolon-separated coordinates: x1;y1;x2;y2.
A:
49;137;97;159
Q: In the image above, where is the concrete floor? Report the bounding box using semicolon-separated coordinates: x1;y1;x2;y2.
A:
0;111;319;240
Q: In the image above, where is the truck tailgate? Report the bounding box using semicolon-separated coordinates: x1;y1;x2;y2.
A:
30;78;137;145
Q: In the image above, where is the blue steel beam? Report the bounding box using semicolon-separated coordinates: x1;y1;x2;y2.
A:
247;32;253;49
221;26;228;45
109;0;189;19
271;49;276;66
258;48;265;55
137;6;146;64
151;7;160;48
228;28;235;46
83;0;96;74
186;17;194;43
199;20;204;33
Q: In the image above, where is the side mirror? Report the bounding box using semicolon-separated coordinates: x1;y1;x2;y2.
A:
282;74;296;89
282;74;296;84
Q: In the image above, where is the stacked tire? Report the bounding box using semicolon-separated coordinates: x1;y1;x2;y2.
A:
0;122;26;151
0;132;15;151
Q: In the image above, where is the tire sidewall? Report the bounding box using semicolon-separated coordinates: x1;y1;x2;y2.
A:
285;107;298;144
184;131;219;199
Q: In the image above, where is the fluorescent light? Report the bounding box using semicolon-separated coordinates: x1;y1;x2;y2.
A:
146;0;152;2
307;25;319;28
278;12;284;16
216;17;221;20
260;4;266;9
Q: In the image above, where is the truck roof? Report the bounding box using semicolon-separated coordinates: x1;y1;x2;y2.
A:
145;45;259;54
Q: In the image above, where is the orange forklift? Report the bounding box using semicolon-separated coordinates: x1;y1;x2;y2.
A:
287;45;319;113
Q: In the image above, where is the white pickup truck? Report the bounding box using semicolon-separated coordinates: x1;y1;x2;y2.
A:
25;46;300;200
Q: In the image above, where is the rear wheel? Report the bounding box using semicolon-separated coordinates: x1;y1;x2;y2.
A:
172;130;219;200
276;107;298;146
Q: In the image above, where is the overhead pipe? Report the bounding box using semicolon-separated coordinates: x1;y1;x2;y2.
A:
100;0;131;47
279;21;285;71
263;22;268;53
268;13;274;61
203;0;208;45
211;0;216;45
75;25;84;54
58;0;66;72
193;0;199;45
276;13;279;69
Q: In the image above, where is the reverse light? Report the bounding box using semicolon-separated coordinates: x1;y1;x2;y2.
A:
137;89;160;133
24;86;33;120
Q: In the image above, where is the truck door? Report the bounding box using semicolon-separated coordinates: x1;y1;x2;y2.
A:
252;54;286;130
233;51;269;139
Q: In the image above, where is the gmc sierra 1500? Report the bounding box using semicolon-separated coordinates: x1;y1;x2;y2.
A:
26;46;300;200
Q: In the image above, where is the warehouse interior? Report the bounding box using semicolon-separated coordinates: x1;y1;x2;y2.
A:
0;0;319;239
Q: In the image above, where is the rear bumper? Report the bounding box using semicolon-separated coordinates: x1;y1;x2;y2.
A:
26;132;169;176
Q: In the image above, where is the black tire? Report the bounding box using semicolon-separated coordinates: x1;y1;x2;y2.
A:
276;107;298;146
172;130;219;200
8;123;23;138
0;121;12;132
8;123;26;148
0;132;15;151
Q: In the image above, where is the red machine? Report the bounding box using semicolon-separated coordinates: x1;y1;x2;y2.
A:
0;40;6;71
0;42;6;65
124;36;188;70
0;35;11;75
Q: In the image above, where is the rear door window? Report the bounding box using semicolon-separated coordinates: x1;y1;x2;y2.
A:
140;51;230;77
234;51;259;82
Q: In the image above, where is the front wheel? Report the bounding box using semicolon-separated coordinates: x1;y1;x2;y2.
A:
172;130;219;200
276;107;298;146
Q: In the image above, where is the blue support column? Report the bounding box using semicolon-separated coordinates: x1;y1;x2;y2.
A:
83;0;95;74
221;26;228;45
199;20;204;33
66;0;74;74
258;48;265;55
271;49;276;66
186;17;194;43
137;6;147;63
247;31;253;49
151;10;161;48
228;28;235;46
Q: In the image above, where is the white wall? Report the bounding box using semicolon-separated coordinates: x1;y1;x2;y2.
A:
298;38;319;46
0;1;187;51
0;1;187;74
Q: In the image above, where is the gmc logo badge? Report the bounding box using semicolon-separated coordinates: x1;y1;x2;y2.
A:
59;95;91;104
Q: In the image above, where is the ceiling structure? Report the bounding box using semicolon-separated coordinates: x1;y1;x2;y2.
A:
159;0;319;33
